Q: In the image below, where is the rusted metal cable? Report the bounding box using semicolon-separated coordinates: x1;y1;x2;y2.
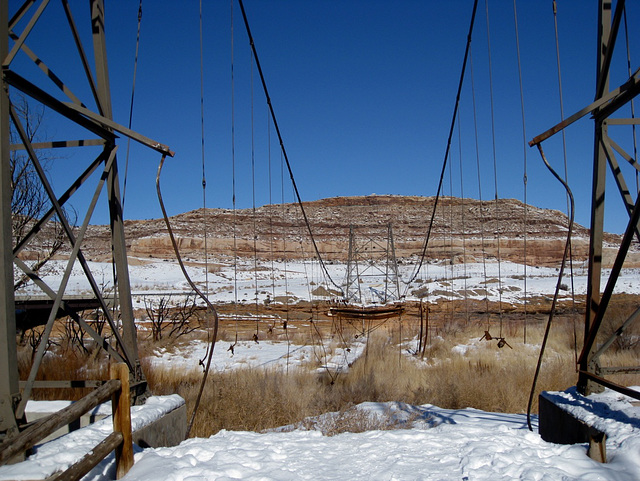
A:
237;0;342;294
526;144;574;431
513;0;529;343
156;154;219;439
405;0;479;289
122;0;143;211
199;0;210;298
484;0;505;338
230;0;240;351
470;53;492;331
552;0;578;364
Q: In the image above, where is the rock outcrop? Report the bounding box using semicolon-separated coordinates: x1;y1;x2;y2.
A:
66;195;637;267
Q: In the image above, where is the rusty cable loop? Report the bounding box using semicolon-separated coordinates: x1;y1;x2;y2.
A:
526;143;575;432
156;154;219;439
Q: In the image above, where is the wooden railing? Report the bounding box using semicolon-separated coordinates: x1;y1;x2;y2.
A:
0;363;134;480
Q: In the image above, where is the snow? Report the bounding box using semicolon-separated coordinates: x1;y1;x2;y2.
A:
3;393;639;480
8;257;640;479
25;399;110;416
17;258;640;307
150;338;366;374
541;387;640;475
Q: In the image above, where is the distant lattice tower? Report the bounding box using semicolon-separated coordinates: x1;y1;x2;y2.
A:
344;223;401;305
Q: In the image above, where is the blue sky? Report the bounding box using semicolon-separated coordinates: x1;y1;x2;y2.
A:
9;1;640;234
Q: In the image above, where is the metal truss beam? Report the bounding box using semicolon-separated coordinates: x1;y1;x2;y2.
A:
0;0;173;438
529;0;640;398
0;0;20;440
577;0;640;396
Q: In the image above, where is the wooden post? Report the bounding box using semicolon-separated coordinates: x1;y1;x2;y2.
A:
588;428;607;463
417;301;424;355
111;363;133;478
421;306;429;359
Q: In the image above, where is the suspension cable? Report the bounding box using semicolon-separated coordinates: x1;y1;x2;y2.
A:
513;0;528;343
484;0;505;338
553;0;576;293
457;110;470;324
447;141;455;325
231;0;239;345
115;0;144;321
237;0;341;292
156;155;219;439
470;52;491;330
108;0;144;336
268;114;276;299
526;143;575;431
281;148;291;372
552;0;577;363
405;0;480;289
122;0;142;211
199;0;209;297
250;50;260;337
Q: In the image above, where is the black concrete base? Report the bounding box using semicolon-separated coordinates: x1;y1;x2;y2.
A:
538;393;606;462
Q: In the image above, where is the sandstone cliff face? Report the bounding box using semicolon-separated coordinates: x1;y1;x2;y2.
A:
72;195;637;267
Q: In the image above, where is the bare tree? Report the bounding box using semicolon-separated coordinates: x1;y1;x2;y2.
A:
144;293;200;341
167;294;200;339
25;325;58;363
144;295;170;342
10;95;74;290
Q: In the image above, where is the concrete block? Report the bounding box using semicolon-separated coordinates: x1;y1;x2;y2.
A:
132;402;187;448
538;393;607;462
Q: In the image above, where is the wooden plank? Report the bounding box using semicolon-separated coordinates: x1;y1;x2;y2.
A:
111;363;133;478
50;431;123;481
19;380;104;389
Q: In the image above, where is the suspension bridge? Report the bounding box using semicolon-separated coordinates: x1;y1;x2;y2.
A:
0;0;638;475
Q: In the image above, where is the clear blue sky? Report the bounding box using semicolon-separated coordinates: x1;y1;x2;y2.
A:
9;1;640;234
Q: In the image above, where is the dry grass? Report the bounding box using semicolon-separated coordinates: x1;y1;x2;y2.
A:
17;338;110;401
16;297;640;439
139;317;591;438
142;360;326;437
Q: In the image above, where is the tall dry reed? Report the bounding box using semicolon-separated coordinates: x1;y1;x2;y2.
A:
17;306;639;439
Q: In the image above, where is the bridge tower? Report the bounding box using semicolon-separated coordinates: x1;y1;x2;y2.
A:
0;0;173;441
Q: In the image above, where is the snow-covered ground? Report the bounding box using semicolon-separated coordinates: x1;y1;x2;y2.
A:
150;338;366;374
16;257;640;308
2;389;639;480
122;394;640;481
6;257;640;480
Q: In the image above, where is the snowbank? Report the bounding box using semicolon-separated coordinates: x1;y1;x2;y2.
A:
3;391;639;480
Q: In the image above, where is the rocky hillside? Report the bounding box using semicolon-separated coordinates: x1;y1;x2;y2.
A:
66;195;638;268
